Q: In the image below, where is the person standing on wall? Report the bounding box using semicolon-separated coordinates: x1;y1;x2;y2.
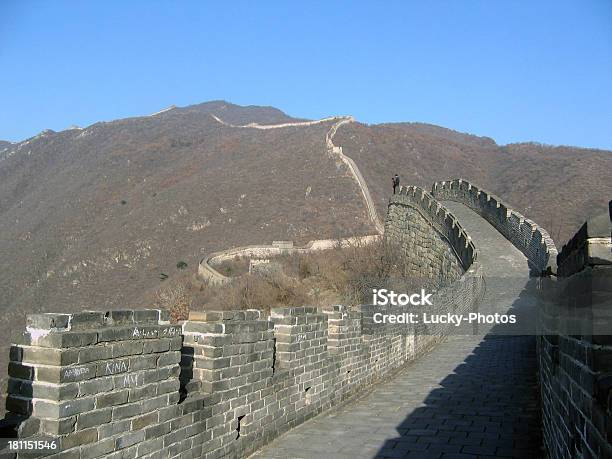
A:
392;174;400;194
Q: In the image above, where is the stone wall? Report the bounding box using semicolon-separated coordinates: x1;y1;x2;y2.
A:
1;189;485;459
1;303;477;459
198;235;380;285
432;178;558;274
537;206;612;458
386;186;474;285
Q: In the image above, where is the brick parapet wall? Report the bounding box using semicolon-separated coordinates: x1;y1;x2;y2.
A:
385;185;484;339
431;178;558;274
388;185;477;273
2;297;484;458
538;206;612;458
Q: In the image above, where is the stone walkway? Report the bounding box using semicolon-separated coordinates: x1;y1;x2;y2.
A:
250;202;542;459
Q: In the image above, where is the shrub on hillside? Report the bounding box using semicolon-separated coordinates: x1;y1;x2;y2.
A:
185;239;436;315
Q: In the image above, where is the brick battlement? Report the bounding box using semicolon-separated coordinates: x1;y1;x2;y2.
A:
1;300;479;459
391;185;477;271
432;178;558;274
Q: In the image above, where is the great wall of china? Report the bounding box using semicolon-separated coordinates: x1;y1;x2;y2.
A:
1;114;610;458
199;115;383;285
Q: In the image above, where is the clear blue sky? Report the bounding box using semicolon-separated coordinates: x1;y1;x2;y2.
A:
1;1;611;149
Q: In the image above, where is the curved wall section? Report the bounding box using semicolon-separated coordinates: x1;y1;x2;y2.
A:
385;185;484;337
388;185;477;272
432;178;558;274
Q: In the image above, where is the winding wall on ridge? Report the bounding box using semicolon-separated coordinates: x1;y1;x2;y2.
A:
199;115;383;285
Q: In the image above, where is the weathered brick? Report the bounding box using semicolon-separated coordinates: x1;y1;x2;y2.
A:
129;354;158;371
157;351;181;367
144;421;171;440
59;427;98;450
78;346;112;363
27;331;98;348
77;408;112;429
142;394;173;413
33;397;95;418
10;345;78;366
80;437;115;459
97;326;134;342
96;389;129;408
40;416;76;435
131;411;159;430
98;418;130;439
136;437;164;457
112;340;144;357
78;376;114;395
96;358;130;377
112;401;142;420
116;430;145;449
70;311;105;330
8;379;78;401
8;362;34;380
26;313;71;330
129;383;157;402
143;339;170;354
133;309;161;324
103;310;134;326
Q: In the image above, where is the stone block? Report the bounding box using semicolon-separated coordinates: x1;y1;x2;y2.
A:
10;345;79;366
70;311;105;330
112;401;142;420
133;309;161;324
77;408;112;429
26;313;71;330
103;310;134;326
111;340;144;357
40;416;76;435
142;339;170;354
131;411;159;430
59;427;98;450
96;388;129;408
115;430;145;450
33;397;95;418
80;437;115;459
78;346;112;364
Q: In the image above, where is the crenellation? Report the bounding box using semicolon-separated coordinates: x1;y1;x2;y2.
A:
432;178;558;275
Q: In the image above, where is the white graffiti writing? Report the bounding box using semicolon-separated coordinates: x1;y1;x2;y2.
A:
105;360;128;375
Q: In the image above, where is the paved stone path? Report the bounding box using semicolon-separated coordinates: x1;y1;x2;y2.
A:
250;202;542;459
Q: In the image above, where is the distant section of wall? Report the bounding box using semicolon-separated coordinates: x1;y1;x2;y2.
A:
432;178;558;274
538;206;612;458
198;235;380;285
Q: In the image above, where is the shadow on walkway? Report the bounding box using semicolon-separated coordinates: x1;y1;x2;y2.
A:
374;283;543;459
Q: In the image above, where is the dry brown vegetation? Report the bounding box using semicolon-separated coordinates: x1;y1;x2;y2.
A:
161;240;436;320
